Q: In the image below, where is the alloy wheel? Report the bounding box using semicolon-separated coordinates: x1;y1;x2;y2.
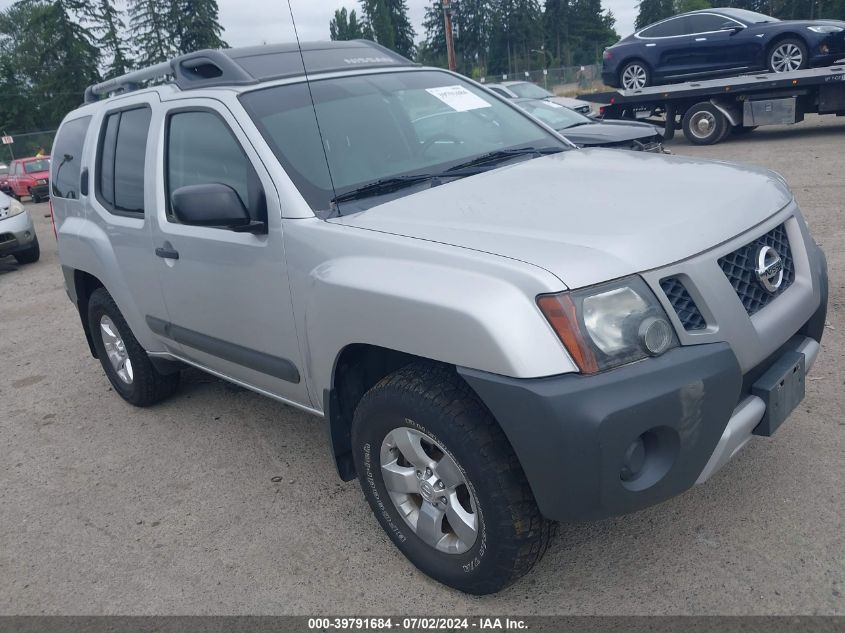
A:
621;64;648;90
379;427;479;554
771;43;804;72
99;315;134;385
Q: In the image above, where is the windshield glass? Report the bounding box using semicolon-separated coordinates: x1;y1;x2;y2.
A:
507;82;554;99
24;158;50;173
240;70;565;213
516;99;591;130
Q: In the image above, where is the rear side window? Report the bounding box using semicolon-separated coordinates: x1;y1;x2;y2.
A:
96;106;151;215
52;116;91;199
640;16;688;37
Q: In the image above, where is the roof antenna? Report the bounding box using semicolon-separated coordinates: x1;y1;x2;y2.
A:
286;0;339;215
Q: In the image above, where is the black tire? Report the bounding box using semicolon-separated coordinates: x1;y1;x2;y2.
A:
682;102;728;145
619;60;651;90
351;363;554;595
87;287;180;406
768;37;808;73
14;236;39;264
28;188;40;203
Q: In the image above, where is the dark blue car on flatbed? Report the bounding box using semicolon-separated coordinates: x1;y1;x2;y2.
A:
602;8;845;89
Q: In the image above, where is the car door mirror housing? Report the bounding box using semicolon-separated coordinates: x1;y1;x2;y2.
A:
720;22;744;34
171;183;253;229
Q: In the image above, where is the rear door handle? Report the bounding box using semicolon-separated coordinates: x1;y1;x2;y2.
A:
155;245;179;260
695;37;707;41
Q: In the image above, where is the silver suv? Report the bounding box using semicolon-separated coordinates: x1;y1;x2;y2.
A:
52;41;828;595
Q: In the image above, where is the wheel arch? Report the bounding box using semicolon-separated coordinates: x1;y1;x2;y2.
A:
323;344;449;481
618;57;652;84
766;32;809;61
68;268;105;358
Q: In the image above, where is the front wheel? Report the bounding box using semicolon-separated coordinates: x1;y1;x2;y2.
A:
351;363;554;595
87;287;180;406
768;38;808;73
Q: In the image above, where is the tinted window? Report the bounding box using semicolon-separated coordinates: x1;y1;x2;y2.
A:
114;109;151;213
98;113;119;207
687;14;737;33
96;107;151;214
52;116;91;199
166;111;261;222
640;16;688;37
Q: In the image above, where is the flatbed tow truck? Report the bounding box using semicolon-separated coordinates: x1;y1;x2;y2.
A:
579;64;845;145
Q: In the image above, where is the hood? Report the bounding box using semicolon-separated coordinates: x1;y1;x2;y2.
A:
560;121;661;145
776;18;845;28
547;96;591;109
330;149;792;290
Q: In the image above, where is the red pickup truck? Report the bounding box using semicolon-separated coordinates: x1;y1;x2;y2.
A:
7;156;51;202
0;163;10;194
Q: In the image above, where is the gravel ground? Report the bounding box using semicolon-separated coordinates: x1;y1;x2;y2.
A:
0;115;843;615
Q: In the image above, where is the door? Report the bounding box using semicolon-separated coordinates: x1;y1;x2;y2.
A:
89;99;172;352
10;161;22;196
151;101;309;405
685;14;753;73
638;16;696;79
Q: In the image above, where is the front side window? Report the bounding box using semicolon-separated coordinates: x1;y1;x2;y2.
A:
24;159;50;173
166;110;263;222
687;14;740;34
52;116;91;199
96;106;151;215
240;70;565;213
507;82;554;99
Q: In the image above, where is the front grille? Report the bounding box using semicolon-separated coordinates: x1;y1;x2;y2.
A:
0;233;14;244
660;277;707;331
718;223;795;316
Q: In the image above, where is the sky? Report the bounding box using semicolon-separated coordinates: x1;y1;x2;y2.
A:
0;0;639;54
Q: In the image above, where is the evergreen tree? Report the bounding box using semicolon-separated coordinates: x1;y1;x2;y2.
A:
171;0;227;54
129;0;176;65
386;0;416;58
359;0;415;57
543;0;570;65
91;0;131;77
330;7;364;40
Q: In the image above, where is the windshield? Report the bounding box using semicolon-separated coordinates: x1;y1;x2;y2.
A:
24;158;50;173
240;70;565;213
507;82;554;99
515;100;592;130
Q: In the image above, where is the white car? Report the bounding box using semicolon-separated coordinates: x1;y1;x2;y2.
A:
485;80;594;114
0;190;40;264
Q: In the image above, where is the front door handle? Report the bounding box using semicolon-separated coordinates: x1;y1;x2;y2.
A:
695;37;707;41
155;244;179;260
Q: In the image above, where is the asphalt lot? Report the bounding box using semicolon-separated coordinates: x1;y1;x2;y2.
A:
1;115;843;615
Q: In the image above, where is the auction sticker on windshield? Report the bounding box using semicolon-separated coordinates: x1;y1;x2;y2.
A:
426;85;492;112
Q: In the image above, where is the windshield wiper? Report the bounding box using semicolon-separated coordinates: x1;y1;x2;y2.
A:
331;174;436;203
442;146;564;174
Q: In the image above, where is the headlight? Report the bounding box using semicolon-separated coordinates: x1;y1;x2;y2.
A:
7;198;25;217
537;276;678;374
808;25;843;33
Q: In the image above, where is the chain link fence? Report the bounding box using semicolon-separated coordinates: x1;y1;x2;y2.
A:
478;63;606;96
0;130;56;163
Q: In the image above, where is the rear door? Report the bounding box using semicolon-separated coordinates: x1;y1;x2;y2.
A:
150;99;308;405
638;16;696;79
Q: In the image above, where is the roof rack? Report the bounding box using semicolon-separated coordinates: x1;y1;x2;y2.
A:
84;40;416;104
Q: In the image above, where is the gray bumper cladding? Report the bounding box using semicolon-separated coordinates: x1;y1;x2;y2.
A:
459;343;743;522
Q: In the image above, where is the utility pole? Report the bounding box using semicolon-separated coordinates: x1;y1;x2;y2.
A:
442;0;456;72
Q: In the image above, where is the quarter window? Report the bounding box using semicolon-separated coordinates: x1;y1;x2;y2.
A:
165;110;263;222
96;106;151;215
51;116;91;199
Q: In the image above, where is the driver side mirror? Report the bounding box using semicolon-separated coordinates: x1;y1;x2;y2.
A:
720;22;744;34
171;183;265;233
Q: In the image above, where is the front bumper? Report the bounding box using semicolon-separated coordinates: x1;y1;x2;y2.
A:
458;249;827;522
0;211;37;256
27;182;49;199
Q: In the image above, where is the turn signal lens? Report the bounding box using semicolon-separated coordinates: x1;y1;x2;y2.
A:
537;294;599;374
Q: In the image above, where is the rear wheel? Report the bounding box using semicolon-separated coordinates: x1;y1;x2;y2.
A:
619;61;651;90
87;287;180;406
682;102;729;145
768;38;808;73
13;236;39;264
